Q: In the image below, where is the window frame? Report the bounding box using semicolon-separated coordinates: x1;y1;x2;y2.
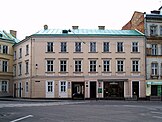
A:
2;60;8;72
117;42;124;52
89;60;97;72
60;60;67;72
61;42;67;52
47;42;54;52
75;42;82;52
90;42;96;52
74;60;82;72
103;60;110;72
103;42;109;52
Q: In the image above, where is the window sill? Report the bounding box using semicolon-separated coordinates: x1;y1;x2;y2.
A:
59;52;69;53
45;72;55;73
88;52;98;53
115;52;125;53
116;71;125;73
102;71;112;73
73;52;83;53
59;72;68;73
131;52;140;53
45;52;55;53
131;71;140;73
25;54;29;56
102;52;111;53
88;72;98;73
73;72;83;74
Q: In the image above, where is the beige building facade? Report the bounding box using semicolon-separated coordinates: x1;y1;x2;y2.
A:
13;26;146;99
0;30;18;97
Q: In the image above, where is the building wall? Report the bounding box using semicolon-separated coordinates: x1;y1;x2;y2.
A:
13;35;146;99
0;39;14;97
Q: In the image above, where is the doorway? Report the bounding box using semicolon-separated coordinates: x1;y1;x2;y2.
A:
18;82;22;98
72;82;84;99
132;81;139;98
13;84;16;98
90;82;96;99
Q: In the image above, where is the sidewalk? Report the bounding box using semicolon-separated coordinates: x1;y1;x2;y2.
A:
0;97;67;102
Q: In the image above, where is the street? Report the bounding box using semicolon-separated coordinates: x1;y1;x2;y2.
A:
0;100;162;122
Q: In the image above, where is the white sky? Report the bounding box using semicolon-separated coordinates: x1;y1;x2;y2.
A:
0;0;161;40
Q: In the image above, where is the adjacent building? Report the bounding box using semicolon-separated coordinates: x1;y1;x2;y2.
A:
0;30;19;97
13;25;146;99
122;7;162;100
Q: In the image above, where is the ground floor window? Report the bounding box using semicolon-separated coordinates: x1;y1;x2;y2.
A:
60;81;66;92
104;81;124;98
151;85;162;96
1;81;8;92
47;81;53;92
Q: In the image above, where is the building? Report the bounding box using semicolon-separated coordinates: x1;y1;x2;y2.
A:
122;7;162;100
13;25;146;99
0;30;19;97
122;11;145;33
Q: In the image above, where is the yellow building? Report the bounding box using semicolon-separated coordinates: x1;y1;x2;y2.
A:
0;30;19;97
13;25;146;100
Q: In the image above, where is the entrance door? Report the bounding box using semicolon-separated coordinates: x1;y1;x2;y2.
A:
72;82;84;99
18;82;22;98
90;82;96;99
132;81;139;98
151;85;157;96
13;84;16;98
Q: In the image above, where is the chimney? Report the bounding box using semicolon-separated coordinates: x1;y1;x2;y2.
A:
98;26;105;30
44;25;48;30
72;26;79;29
10;30;17;38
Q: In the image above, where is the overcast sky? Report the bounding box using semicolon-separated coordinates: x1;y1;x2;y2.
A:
0;0;161;40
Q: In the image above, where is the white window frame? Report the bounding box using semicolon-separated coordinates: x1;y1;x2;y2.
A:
25;61;29;74
90;42;97;52
74;60;82;72
2;45;8;54
75;42;82;52
132;42;139;52
151;44;158;55
103;60;110;72
89;60;97;72
60;42;67;52
103;42;109;52
46;60;54;72
117;42;124;52
132;60;140;72
1;80;8;92
26;44;29;55
18;62;22;75
151;63;158;75
60;81;67;92
2;60;8;72
116;60;124;72
47;42;54;52
60;60;67;72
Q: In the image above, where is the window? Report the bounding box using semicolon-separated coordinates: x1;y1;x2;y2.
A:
46;60;54;72
61;42;67;52
103;60;110;72
60;81;66;92
26;45;29;55
47;42;53;52
75;42;81;52
160;26;162;35
132;60;139;72
47;81;53;92
13;65;16;76
18;63;22;75
90;60;97;72
3;45;8;54
151;44;158;55
117;42;123;52
25;82;28;93
151;63;158;75
150;25;157;36
60;60;67;72
90;42;96;52
19;48;22;58
14;51;16;60
25;61;29;74
75;60;82;72
132;42;139;52
2;61;8;72
103;42;109;52
117;60;124;72
1;81;8;92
